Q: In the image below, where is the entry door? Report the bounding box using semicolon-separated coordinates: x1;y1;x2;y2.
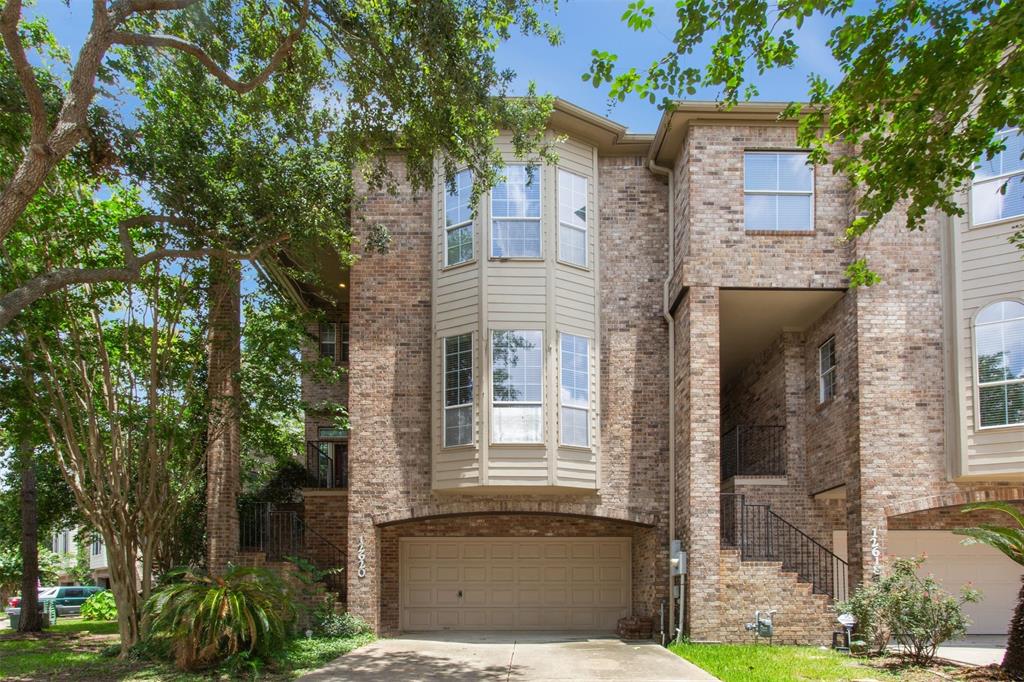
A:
400;537;631;631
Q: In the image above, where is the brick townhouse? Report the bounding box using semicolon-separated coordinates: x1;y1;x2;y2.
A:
250;99;1024;644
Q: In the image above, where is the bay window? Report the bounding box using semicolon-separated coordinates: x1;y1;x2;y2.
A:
972;128;1024;225
976;300;1024;428
444;334;474;446
491;165;541;258
445;169;474;265
491;330;543;443
560;334;590;446
558;170;588;266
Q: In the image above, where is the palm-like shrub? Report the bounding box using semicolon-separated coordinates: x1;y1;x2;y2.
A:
957;502;1024;678
142;565;296;670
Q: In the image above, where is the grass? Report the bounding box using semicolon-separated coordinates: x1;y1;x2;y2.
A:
668;642;972;682
0;617;373;681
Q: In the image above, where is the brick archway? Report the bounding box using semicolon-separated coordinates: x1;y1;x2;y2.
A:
885;486;1024;518
373;500;658;528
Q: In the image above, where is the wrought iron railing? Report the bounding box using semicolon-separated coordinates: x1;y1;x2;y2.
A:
306;440;348;489
721;493;848;602
239;502;346;599
720;425;785;479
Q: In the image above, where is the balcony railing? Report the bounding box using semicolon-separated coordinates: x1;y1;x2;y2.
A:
306;440;348;489
721;493;848;602
720;425;785;480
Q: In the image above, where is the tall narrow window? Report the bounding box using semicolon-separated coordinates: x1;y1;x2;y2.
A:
558;170;588;266
340;321;350;362
976;301;1024;428
491;330;543;443
445;169;474;265
818;336;837;404
444;334;474;446
972;128;1024;225
744;152;813;231
560;334;590;446
319;322;337;362
491;165;541;258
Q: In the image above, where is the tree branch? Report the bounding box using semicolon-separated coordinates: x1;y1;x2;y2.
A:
112;0;310;94
0;217;288;329
0;0;49;145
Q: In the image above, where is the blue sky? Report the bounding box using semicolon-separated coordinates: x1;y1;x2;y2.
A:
38;1;842;133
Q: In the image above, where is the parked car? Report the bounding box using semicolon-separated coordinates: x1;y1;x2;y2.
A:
9;586;105;617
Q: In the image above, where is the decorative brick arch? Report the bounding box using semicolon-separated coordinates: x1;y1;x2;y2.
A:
885;486;1024;518
372;500;658;527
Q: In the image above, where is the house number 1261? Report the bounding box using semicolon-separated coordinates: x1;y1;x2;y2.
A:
870;528;882;576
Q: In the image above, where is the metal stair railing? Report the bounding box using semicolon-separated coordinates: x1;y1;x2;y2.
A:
721;493;848;602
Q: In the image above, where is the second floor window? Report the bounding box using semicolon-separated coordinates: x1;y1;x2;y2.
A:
91;535;103;556
444;334;473;447
560;334;590;446
492;165;541;258
445;169;474;265
319;322;349;363
976;300;1024;428
558;170;588;266
491;330;543;443
744;151;813;231
818;336;837;404
973;128;1024;225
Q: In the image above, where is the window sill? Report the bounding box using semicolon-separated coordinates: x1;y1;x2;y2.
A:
555;259;591;273
558;444;595;453
441;259;477;272
489;257;545;263
969;214;1024;230
976;422;1024;432
744;229;816;237
815;397;835;412
441;443;477;452
489;441;546;448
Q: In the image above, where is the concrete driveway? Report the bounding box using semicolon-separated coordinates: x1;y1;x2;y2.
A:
298;631;717;681
935;635;1007;666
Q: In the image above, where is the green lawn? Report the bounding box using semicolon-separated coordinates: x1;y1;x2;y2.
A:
669;643;940;682
0;617;373;680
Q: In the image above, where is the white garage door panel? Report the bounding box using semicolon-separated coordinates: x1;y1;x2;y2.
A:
400;537;631;631
889;531;1020;635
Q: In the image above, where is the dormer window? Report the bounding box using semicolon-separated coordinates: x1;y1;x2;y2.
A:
491;165;541;258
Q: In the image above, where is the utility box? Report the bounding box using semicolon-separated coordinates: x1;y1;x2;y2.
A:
670;540;687;576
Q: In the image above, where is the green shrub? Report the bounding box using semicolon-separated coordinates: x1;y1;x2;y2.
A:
80;590;117;621
142;565;296;671
838;556;979;664
313;607;372;639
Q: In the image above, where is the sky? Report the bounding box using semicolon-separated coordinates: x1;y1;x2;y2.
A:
38;0;844;134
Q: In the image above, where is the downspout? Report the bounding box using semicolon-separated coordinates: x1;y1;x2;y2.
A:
648;157;675;642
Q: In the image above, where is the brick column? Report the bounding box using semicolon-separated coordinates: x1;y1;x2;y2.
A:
674;286;721;640
206;257;241;575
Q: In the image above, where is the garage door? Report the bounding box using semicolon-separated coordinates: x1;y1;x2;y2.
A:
835;530;1021;634
400;537;631;631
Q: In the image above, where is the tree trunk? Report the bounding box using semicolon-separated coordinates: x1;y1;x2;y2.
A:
17;440;42;632
205;256;242;575
107;534;141;655
1003;576;1024;679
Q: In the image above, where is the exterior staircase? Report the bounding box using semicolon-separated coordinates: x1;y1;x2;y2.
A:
717;493;848;644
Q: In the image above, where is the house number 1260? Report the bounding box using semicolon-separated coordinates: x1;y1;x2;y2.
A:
357;535;367;578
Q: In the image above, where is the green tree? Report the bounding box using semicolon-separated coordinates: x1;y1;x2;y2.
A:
956;502;1024;677
0;545;60;609
588;0;1024;282
0;0;558;328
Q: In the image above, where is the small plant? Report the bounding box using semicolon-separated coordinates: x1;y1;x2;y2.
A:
142;565;297;671
312;600;372;639
840;556;979;665
80;590;117;621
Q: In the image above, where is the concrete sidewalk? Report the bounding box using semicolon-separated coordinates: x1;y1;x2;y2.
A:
299;631;718;681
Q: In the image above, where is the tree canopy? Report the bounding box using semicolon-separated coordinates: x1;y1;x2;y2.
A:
588;0;1024;282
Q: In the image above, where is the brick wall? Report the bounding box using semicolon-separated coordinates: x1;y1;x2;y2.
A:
377;514;660;635
302;490;349;603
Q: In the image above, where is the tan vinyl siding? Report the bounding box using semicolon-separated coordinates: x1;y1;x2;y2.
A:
948;197;1024;478
431;133;600;491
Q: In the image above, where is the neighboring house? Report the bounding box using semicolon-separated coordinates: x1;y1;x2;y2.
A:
50;528;78;585
88;533;111;588
243;100;1024;644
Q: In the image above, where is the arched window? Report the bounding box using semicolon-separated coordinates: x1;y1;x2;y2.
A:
975;300;1024;428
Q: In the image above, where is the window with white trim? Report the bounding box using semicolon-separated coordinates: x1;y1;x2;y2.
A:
818;336;836;404
443;334;473;447
975;300;1024;428
744;151;813;231
491;165;541;258
558;170;588;266
560;334;590;446
91;535;103;556
445;169;474;265
491;330;543;443
972;128;1024;225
